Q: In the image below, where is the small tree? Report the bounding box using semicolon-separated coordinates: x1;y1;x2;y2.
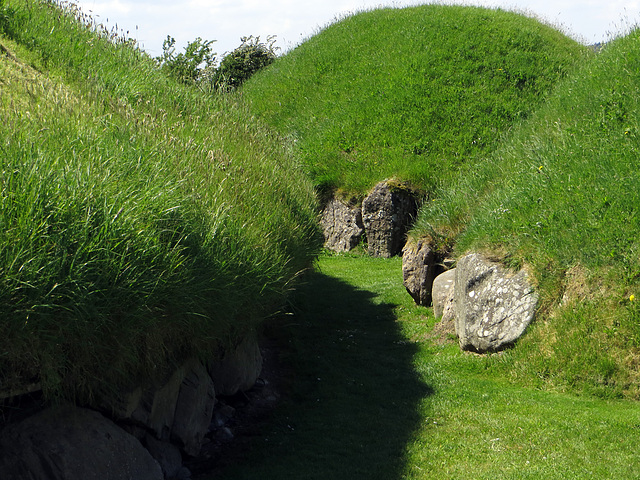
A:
211;35;278;90
156;35;216;85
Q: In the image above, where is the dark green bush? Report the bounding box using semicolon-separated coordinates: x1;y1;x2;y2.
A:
0;0;9;33
212;35;277;90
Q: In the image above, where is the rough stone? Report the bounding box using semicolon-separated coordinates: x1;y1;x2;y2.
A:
141;368;185;442
361;181;419;258
171;359;216;457
104;358;216;457
208;334;263;397
211;403;236;428
320;197;364;252
0;405;163;480
143;434;184;479
432;268;456;320
402;237;438;305
454;253;538;353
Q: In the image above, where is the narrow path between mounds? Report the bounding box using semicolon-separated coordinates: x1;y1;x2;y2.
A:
206;254;432;480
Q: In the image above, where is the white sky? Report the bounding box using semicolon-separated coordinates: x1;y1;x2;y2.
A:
73;0;640;59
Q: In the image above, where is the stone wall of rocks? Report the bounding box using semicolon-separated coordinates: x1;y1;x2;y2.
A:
321;180;420;258
0;334;264;480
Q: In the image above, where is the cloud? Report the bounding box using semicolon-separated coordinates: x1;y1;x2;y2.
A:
75;0;640;57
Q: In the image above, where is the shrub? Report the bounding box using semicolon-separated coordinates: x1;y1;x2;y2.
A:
0;0;9;33
211;35;277;90
156;35;216;85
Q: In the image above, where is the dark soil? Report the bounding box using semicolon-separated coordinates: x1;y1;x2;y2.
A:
0;334;292;480
186;336;292;478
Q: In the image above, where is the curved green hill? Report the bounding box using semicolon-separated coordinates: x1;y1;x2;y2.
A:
241;4;589;196
0;1;321;402
414;28;640;397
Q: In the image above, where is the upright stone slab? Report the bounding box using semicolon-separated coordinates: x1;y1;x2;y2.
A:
0;405;163;480
208;334;263;396
103;357;216;456
171;358;216;456
454;254;538;353
320;197;364;252
402;237;438;305
432;268;456;320
430;268;457;339
362;181;419;258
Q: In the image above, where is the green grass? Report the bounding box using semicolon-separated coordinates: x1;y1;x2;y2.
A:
237;1;640;400
214;254;640;479
0;1;321;403
241;4;589;197
412;27;640;399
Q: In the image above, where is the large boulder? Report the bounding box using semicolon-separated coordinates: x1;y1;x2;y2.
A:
361;181;419;258
454;254;538;353
320;197;364;252
402;237;438;305
0;405;163;480
208;334;263;396
105;357;216;457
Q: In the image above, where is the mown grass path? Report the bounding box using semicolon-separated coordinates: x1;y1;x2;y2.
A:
213;255;640;479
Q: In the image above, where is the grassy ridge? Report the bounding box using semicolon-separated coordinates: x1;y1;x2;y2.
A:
413;29;640;397
241;5;589;196
0;1;321;402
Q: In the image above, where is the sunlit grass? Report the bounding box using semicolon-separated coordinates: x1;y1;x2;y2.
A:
241;4;589;196
412;27;640;399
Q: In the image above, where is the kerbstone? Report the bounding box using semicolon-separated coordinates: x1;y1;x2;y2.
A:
0;405;163;480
454;253;538;353
361;181;418;257
402;238;438;306
320;198;364;252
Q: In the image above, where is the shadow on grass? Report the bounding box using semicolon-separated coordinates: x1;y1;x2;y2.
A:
216;267;433;479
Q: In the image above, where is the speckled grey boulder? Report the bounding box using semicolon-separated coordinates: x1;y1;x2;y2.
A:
454;254;538;353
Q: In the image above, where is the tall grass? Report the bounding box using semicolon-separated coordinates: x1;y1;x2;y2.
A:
413;28;640;398
241;4;589;197
0;1;321;403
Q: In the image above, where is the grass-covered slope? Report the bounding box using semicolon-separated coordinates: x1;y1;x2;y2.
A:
0;1;321;402
413;29;640;398
241;4;589;196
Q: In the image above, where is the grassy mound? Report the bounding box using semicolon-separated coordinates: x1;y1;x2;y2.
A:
413;29;640;398
0;1;321;403
241;4;589;197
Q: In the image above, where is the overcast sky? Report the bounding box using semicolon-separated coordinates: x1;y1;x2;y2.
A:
73;0;640;59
